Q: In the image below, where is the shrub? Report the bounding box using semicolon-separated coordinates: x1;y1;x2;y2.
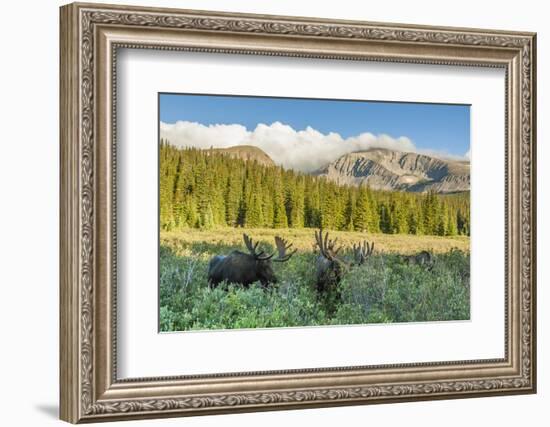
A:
159;241;470;331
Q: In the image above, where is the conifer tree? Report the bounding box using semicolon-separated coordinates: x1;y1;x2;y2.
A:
343;191;355;231
422;191;440;235
159;145;176;230
195;159;214;229
435;204;447;236
320;183;340;230
261;172;274;227
379;202;391;233
225;169;242;227
407;201;423;235
172;155;189;229
457;208;469;235
272;170;288;228
389;195;408;234
353;186;370;232
365;186;380;232
446;209;458;236
287;176;305;228
244;171;264;227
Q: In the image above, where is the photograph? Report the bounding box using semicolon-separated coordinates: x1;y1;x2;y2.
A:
158;93;472;332
57;2;536;422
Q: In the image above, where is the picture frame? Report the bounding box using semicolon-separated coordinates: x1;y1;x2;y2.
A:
59;2;536;423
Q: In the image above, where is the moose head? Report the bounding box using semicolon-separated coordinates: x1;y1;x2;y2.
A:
207;234;297;288
314;229;374;294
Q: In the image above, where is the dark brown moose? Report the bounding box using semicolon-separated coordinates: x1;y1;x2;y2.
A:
207;234;297;288
314;229;374;295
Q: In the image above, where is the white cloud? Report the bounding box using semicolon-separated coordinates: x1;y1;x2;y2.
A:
464;148;471;160
160;121;467;173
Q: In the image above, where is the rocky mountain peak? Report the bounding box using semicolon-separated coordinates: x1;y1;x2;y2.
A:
316;149;469;193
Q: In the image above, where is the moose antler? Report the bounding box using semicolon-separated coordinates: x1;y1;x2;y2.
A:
315;229;348;265
352;240;374;265
272;236;297;262
243;234;274;261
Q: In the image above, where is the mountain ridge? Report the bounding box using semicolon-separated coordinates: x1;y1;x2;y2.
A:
315;148;470;193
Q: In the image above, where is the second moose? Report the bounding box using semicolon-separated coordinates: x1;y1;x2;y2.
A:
315;229;375;296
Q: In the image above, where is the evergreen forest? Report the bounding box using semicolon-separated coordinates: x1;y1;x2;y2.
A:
160;141;470;236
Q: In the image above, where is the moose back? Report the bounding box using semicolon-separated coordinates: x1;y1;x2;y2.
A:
208;234;296;288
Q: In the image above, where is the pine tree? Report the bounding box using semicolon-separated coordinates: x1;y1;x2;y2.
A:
195;159;214;229
422;191;440;235
261;172;274;227
379;202;391;233
320;183;340;230
365;186;380;232
304;178;321;228
407;201;423;235
272;170;288;228
353;186;370;232
284;175;299;227
446;209;458;236
389;195;408;234
287;176;305;228
159;144;176;230
225;169;242;227
343;191;355;231
244;171;264;227
172;155;189;229
435;204;447;236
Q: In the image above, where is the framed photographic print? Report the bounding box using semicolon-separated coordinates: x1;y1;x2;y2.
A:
60;2;537;423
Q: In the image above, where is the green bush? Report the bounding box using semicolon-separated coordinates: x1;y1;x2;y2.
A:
337;251;470;323
159;243;470;331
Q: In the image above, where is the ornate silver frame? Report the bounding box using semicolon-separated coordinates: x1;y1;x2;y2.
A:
60;2;536;423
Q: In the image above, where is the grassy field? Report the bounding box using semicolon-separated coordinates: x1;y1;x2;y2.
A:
161;227;470;255
160;227;470;332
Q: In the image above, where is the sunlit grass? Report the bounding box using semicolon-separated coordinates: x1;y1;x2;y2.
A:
161;227;469;256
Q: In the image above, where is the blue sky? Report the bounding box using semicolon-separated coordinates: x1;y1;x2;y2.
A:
159;93;470;158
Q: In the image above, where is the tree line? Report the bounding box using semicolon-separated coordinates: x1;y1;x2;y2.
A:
160;141;470;236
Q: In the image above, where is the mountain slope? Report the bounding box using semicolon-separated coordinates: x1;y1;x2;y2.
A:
317;148;469;193
208;145;275;167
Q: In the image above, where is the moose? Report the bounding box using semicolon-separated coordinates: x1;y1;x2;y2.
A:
314;229;375;295
402;250;434;270
207;234;297;288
